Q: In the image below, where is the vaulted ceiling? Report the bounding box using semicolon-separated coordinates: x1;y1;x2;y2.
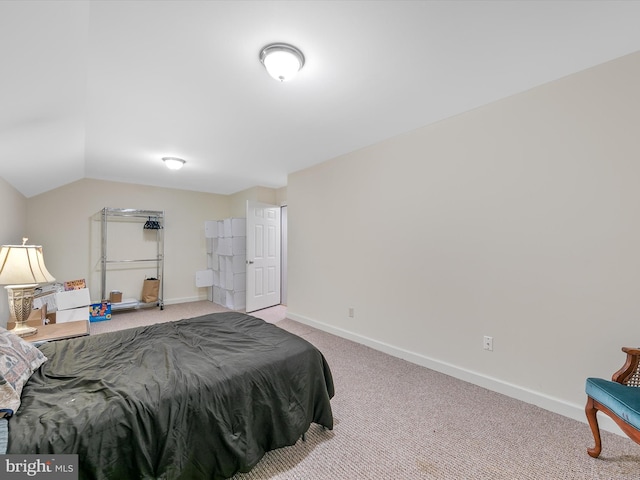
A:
2;1;640;198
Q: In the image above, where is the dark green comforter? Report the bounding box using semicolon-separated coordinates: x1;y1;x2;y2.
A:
7;312;334;479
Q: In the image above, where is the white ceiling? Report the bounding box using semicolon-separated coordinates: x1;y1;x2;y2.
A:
2;1;640;198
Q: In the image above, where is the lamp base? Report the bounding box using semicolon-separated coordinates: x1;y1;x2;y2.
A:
5;284;39;338
10;323;37;338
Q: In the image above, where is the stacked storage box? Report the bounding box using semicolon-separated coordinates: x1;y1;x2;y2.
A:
204;218;246;310
54;288;91;323
33;284;95;323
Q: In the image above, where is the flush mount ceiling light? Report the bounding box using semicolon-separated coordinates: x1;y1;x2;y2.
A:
162;157;186;170
259;43;305;82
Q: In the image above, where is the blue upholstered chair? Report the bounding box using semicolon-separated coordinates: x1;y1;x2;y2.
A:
585;347;640;457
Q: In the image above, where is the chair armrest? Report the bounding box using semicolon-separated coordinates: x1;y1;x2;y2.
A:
612;347;640;385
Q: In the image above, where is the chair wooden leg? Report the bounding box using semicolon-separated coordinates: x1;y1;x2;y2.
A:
585;396;602;458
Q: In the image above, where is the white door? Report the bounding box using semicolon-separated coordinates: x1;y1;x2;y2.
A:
246;201;281;312
280;206;288;305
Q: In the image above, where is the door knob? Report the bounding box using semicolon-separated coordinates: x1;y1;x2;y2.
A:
247;260;254;264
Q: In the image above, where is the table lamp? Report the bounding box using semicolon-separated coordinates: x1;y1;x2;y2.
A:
0;238;55;337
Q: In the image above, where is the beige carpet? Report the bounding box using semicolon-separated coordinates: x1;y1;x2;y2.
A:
92;301;640;479
89;300;286;335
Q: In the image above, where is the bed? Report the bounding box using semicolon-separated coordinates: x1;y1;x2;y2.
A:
2;311;334;479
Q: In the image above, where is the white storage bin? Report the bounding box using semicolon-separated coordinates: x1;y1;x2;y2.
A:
204;220;217;238
230;218;246;237
224;238;234;256
225;290;246;310
195;269;214;288
213;286;224;304
208;254;218;271
225;272;246;292
56;306;89;323
205;218;247;310
224;255;246;274
231;236;246;254
55;288;91;310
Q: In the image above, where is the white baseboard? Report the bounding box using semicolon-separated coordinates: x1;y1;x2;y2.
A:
163;295;206;305
287;311;624;437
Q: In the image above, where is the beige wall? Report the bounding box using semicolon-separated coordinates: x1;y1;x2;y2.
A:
287;51;640;426
276;186;287;206
228;186;282;218
26;179;230;305
0;177;28;327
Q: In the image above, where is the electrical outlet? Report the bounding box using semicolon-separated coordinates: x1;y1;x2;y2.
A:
483;336;493;351
348;307;355;318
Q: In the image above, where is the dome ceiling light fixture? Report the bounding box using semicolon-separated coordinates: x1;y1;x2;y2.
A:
259;43;305;82
162;157;186;170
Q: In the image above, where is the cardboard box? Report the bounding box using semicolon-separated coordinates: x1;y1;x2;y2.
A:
56;306;89;323
110;291;122;303
29;308;46;324
55;288;91;310
46;311;56;324
89;302;111;322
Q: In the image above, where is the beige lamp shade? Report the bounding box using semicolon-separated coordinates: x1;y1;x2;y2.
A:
0;243;56;286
